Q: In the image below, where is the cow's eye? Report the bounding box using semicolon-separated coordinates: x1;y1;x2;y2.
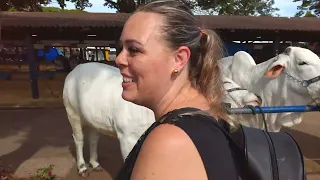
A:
298;61;307;65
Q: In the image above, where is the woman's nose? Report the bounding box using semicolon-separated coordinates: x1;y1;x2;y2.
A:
115;51;128;68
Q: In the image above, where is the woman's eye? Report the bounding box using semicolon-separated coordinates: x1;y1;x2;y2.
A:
128;47;140;54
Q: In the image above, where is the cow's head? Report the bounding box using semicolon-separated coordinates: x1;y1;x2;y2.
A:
264;46;320;104
242;92;262;107
223;78;262;108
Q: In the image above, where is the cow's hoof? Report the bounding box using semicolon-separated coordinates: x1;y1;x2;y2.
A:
93;165;103;172
79;170;89;178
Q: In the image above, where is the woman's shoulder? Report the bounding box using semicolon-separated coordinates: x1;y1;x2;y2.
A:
130;113;237;180
130;123;208;180
135;122;201;162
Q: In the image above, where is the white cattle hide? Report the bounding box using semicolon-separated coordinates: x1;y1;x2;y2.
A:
219;46;320;132
222;76;263;128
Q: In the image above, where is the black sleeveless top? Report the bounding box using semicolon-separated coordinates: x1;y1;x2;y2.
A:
115;107;240;180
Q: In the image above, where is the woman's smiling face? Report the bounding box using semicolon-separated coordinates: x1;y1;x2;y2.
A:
115;12;177;108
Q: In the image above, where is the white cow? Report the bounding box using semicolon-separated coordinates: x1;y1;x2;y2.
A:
219;51;256;79
222;77;263;128
219;46;320;132
63;62;261;176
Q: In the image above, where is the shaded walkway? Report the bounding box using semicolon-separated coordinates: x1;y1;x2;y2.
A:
0;109;123;179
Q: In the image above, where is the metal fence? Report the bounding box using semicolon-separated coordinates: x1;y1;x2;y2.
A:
228;105;320;114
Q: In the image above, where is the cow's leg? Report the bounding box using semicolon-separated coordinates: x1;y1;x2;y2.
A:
66;110;88;177
88;127;103;172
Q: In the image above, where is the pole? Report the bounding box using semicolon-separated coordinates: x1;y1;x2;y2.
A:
26;34;39;99
273;35;280;56
228;105;320;114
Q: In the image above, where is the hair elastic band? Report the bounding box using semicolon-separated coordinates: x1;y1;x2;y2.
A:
198;27;203;36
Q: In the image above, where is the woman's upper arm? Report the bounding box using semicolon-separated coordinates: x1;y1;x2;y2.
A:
130;123;207;180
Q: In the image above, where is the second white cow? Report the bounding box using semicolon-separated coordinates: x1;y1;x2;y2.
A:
219;46;320;132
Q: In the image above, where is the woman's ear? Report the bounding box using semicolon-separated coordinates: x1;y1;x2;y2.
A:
173;46;191;70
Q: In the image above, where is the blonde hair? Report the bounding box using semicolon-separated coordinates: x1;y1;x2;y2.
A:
136;0;229;121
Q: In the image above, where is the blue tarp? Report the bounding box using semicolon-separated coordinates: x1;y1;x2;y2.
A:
37;47;63;62
224;43;252;56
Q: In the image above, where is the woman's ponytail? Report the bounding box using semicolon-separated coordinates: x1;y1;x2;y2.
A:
196;29;228;120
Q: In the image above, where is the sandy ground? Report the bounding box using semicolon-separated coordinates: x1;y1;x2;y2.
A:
0;72;65;108
0;109;319;180
0;109;123;180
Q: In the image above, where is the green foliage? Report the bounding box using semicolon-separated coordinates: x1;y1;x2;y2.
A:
304;10;317;17
293;0;320;17
196;0;280;16
0;0;91;12
42;6;87;12
7;7;17;12
103;0;196;13
1;0;283;16
53;0;92;10
33;164;55;180
0;0;50;11
102;0;279;15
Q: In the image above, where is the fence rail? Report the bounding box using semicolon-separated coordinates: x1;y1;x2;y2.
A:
228;105;320;114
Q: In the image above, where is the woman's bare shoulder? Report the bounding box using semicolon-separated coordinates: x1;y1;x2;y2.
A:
130;123;207;180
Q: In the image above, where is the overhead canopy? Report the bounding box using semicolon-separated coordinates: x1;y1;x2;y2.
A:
1;12;320;42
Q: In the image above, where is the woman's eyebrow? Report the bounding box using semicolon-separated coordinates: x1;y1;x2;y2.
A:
120;39;143;45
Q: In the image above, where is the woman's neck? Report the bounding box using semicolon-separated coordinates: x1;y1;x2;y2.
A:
153;82;210;120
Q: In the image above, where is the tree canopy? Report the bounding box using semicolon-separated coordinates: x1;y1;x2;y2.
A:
196;0;279;16
56;0;92;10
103;0;279;15
304;10;317;17
293;0;320;17
0;0;91;11
103;0;195;13
0;0;49;11
1;0;281;16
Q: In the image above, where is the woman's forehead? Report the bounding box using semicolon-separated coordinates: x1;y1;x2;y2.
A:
121;12;163;45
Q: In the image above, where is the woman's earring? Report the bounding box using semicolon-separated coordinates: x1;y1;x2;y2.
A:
173;69;179;74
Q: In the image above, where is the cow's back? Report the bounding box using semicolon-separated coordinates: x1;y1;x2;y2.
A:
63;62;124;134
63;62;155;138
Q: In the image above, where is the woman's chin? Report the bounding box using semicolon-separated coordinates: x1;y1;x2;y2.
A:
121;92;136;103
122;92;146;108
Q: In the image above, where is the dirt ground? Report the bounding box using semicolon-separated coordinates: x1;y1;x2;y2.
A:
0;72;319;179
0;109;319;180
0;72;66;108
0;108;123;180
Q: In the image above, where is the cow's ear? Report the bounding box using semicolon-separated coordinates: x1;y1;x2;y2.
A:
264;56;287;78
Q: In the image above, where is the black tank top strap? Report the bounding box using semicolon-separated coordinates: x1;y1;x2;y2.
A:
115;121;160;180
115;107;239;180
160;108;239;180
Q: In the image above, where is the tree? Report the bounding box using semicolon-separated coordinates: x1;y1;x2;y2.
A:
42;6;87;12
293;0;320;17
72;0;92;10
103;0;279;16
0;0;91;12
54;0;92;10
103;0;196;13
7;6;87;12
196;0;279;16
0;0;51;11
304;10;317;17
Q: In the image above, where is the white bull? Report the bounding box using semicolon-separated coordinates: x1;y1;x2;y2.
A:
222;78;263;128
63;62;261;176
219;46;320;132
